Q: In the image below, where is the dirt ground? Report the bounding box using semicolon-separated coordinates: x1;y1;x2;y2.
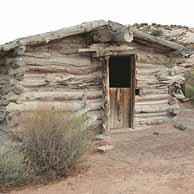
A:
7;106;194;194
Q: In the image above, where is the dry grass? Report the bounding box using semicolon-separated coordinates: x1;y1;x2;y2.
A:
0;144;28;188
19;107;90;179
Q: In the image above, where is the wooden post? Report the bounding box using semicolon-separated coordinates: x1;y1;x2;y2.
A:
102;56;110;132
130;54;136;128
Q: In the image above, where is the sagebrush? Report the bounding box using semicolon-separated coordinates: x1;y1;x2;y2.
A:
184;71;194;104
20;108;89;178
0;144;28;187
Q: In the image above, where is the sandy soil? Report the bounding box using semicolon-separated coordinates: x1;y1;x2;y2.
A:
6;107;194;194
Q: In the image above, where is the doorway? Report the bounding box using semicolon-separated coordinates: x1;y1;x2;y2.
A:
108;55;135;129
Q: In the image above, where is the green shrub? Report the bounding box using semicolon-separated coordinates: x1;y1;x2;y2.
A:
184;71;194;85
185;84;194;104
20;108;89;179
184;71;194;104
150;29;163;36
0;144;27;187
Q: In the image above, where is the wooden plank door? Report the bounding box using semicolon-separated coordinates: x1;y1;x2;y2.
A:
110;88;130;129
108;55;136;130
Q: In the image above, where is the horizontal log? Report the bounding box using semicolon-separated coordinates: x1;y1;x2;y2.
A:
22;84;102;92
19;90;102;101
135;103;179;113
136;75;158;82
138;88;168;95
135;115;169;126
136;62;167;69
136;99;168;105
135;94;169;102
157;75;185;84
132;28;185;51
79;44;133;53
22;78;48;87
6;100;103;112
137;82;164;88
23;54;96;67
135;111;167;117
136;52;171;65
22;71;102;88
169;66;187;76
136;69;161;76
1;20;107;52
26;64;100;75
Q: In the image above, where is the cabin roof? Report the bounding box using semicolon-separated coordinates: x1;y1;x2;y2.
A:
0;20;192;56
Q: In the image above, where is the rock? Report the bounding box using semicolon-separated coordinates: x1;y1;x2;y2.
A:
132;23;194;47
97;145;114;152
175;123;187;130
174;118;194;130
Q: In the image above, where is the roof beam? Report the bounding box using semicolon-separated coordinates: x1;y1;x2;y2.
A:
131;28;185;51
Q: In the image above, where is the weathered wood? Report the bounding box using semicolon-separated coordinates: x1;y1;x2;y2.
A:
131;28;186;51
102;57;110;132
137;87;168;95
123;89;131;128
136;51;171;64
135;103;178;113
26;64;100;74
19;90;102;101
91;21;133;43
6;100;102;113
91;26;113;43
1;20;189;131
79;44;133;53
131;55;136;128
136;94;169;102
108;20;133;43
110;88;126;129
22;71;102;89
136;99;168;105
157;75;185;84
135;115;169;126
135;112;168;117
136;63;168;69
0;20;108;52
23;54;94;67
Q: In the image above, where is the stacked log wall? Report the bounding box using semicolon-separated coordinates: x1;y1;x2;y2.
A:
2;37;187;131
6;35;103;131
0;48;26;139
134;48;182;127
0;56;9;131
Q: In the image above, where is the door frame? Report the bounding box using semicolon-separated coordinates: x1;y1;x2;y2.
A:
102;54;136;131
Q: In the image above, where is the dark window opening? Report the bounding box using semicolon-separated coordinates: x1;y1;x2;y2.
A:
109;56;131;88
135;88;140;95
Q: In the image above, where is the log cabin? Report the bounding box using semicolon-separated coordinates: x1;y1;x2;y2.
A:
0;20;192;139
